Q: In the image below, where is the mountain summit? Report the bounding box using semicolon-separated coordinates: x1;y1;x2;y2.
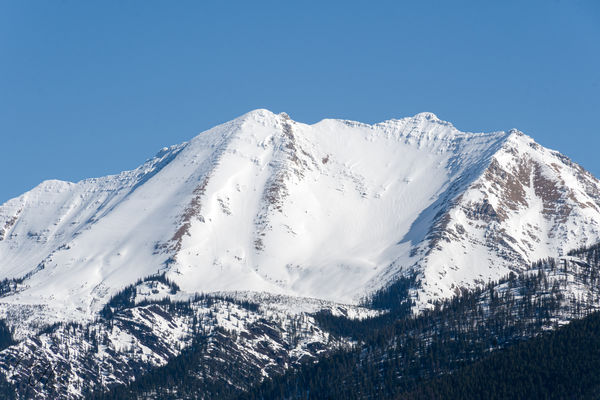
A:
1;110;600;328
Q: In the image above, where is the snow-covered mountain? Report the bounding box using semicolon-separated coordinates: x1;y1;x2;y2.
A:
2;109;600;330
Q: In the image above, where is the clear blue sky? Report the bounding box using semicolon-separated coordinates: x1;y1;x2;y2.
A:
1;0;599;203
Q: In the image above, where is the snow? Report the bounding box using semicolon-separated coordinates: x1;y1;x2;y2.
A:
1;109;600;331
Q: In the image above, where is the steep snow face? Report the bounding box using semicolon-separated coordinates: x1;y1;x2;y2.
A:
0;109;599;326
163;111;509;304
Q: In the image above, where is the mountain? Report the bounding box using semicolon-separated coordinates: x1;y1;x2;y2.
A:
2;109;600;331
1;110;600;398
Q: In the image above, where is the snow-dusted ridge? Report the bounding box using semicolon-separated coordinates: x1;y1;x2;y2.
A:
1;109;600;332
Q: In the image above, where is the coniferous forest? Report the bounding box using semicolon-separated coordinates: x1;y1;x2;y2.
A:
406;310;600;399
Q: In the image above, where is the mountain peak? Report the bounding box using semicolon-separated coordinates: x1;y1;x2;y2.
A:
412;111;441;121
242;108;277;118
234;108;284;125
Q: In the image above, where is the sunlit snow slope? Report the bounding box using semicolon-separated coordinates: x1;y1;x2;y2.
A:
1;109;600;324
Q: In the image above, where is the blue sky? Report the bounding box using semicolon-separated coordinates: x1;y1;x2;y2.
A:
1;0;599;203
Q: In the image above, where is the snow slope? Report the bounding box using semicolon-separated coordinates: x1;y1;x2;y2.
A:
1;109;600;328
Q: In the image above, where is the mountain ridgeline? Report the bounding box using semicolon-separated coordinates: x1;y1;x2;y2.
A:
0;110;599;398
